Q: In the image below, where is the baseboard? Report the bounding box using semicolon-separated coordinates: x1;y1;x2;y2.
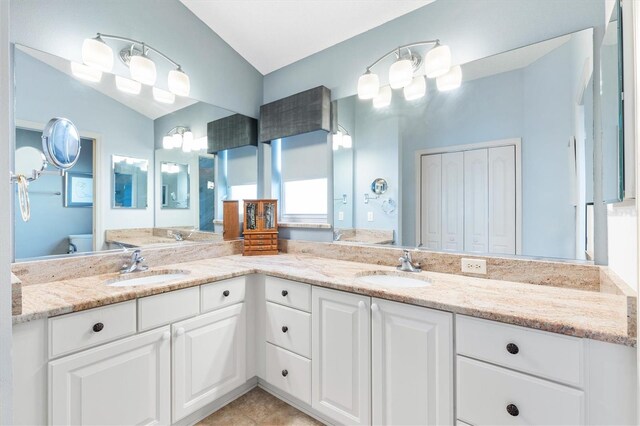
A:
177;377;259;426
257;379;334;425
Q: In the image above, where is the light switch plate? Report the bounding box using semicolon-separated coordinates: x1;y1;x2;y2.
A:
338;211;344;221
461;258;487;275
367;212;374;221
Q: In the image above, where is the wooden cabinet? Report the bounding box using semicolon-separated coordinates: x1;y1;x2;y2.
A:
172;303;246;422
372;298;454;425
222;200;241;240
49;326;171;425
243;199;278;255
312;287;370;425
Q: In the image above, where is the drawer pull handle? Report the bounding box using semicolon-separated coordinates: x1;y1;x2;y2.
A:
92;322;104;333
282;326;288;333
282;369;288;377
281;290;288;297
506;404;519;417
506;343;519;355
223;290;230;297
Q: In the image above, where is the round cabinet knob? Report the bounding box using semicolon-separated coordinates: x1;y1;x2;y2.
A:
92;322;104;333
371;303;379;312
281;369;288;377
358;300;366;309
506;343;519;355
506;404;519;417
282;326;289;333
176;327;185;336
281;290;288;297
162;331;171;341
223;290;230;297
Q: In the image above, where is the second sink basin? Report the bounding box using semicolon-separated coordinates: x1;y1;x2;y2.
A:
357;272;432;288
105;270;190;287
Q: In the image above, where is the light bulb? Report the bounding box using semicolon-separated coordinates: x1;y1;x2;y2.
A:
373;85;392;108
115;75;141;94
172;133;183;149
162;136;173;149
403;75;426;101
436;65;462;91
82;36;113;72
342;134;353;149
71;62;102;82
153;87;175;104
168;69;190;97
182;131;193;153
389;59;413;89
425;44;451;78
357;71;380;99
130;54;157;85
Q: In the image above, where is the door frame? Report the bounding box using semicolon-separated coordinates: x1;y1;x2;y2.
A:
414;138;522;254
15;119;103;254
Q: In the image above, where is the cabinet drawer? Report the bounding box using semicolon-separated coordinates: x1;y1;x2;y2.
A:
457;357;584;425
246;238;277;246
456;315;584;387
49;301;136;358
247;233;277;240
201;277;246;313
266;343;311;405
266;302;311;358
265;277;311;312
138;287;199;331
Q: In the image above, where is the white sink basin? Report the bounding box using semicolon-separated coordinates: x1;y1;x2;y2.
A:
357;273;432;288
105;270;190;287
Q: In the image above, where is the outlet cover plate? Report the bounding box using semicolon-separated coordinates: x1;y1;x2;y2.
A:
461;258;487;275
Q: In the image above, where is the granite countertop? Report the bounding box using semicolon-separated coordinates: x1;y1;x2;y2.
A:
13;254;634;347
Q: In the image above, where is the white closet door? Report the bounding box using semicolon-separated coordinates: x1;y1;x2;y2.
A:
441;152;464;251
464;149;489;253
488;146;516;254
420;154;442;249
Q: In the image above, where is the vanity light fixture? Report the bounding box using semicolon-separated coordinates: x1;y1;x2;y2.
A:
153;87;176;104
436;65;463;91
332;124;353;150
115;75;142;95
357;40;461;106
163;126;207;152
161;163;181;174
71;62;102;82
81;33;190;96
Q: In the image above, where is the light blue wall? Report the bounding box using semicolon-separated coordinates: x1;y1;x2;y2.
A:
14;130;93;259
10;0;263;117
263;0;604;103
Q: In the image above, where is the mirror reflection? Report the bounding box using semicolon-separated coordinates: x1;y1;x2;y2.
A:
160;162;190;209
112;155;148;209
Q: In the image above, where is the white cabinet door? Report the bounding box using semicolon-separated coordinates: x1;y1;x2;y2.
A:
420;154;442;249
441;152;464;252
372;298;454;426
488;146;516;254
49;327;171;425
312;287;370;425
172;303;246;423
464;149;489;253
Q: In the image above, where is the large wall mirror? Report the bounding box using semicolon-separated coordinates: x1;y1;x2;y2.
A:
332;18;625;261
12;43;257;260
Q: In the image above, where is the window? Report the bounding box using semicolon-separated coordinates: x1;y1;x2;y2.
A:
282;178;327;220
229;183;257;214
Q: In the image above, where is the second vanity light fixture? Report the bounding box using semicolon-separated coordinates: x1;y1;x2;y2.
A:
332;125;353;150
76;33;191;103
162;126;208;153
357;40;462;107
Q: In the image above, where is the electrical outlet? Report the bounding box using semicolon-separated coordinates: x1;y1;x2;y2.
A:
338;211;344;221
367;211;374;221
461;258;487;275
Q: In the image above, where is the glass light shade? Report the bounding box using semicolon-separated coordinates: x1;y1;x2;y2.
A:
403;75;426;101
389;59;413;89
172;133;183;149
71;62;102;82
333;131;343;150
357;72;380;99
152;87;175;104
436;65;462;91
182;131;194;153
342;134;353;149
115;75;141;94
168;69;191;96
373;85;392;108
82;37;113;72
425;44;452;78
130;54;157;85
162;136;173;149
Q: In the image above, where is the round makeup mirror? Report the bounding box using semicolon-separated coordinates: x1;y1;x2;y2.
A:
41;117;81;170
15;147;47;181
371;178;388;195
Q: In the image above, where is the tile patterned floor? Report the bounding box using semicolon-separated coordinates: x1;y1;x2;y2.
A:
196;387;324;426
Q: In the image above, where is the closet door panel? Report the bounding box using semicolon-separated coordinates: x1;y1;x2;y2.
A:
441;152;464;252
488;146;516;254
464;149;489;253
420;155;442;249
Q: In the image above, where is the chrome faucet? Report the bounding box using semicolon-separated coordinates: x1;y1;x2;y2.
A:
397;249;421;272
121;249;148;274
173;232;184;241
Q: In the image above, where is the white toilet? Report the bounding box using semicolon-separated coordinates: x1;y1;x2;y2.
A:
68;234;93;253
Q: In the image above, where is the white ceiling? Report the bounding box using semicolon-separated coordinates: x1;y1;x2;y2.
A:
180;0;435;75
